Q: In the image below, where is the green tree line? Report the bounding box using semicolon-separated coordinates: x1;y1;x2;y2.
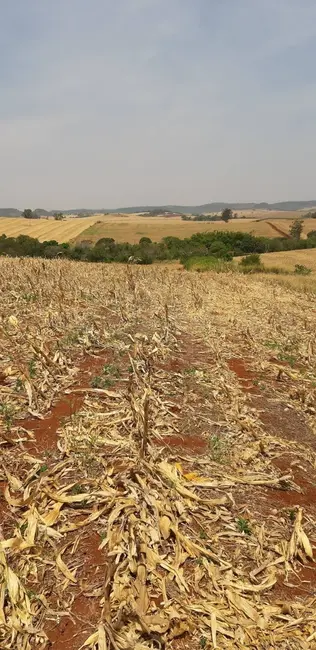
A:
1;228;316;264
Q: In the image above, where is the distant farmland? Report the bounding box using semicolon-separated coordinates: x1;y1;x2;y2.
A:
0;216;99;242
73;215;301;245
0;213;315;245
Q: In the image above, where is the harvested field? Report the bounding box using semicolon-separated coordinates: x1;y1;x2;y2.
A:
229;209;315;220
265;218;316;239
73;216;292;245
260;248;316;272
0;214;315;245
0;216;100;243
1;259;316;649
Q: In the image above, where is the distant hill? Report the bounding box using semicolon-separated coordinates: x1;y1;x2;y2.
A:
0;208;22;217
0;201;316;217
61;201;316;214
34;208;51;217
106;201;316;214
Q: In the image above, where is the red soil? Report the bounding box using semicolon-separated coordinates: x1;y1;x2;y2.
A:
47;532;104;650
19;352;115;453
228;357;259;392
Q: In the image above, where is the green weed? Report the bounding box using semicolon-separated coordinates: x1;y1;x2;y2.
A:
103;364;120;377
15;378;24;392
91;375;113;388
278;353;296;367
0;402;15;431
209;434;227;463
237;517;251;535
184;367;198;376
289;509;296;522
264;340;279;350
71;483;85;495
28;359;36;378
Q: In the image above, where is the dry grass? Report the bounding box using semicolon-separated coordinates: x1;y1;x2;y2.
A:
0;213;315;246
257;272;316;294
260;248;316;272
0;216;99;242
73;216;292;244
1;260;316;649
216;209;308;220
266;218;316;239
235;249;316;294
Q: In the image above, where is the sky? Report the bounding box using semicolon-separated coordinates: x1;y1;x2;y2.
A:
1;0;316;209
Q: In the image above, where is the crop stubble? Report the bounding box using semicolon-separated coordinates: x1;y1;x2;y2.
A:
0;259;316;649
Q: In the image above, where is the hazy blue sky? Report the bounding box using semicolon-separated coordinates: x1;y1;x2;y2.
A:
1;0;316;208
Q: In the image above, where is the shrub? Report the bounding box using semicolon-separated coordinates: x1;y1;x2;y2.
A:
239;253;261;266
294;264;312;275
207;241;233;260
138;256;153;265
95;237;115;248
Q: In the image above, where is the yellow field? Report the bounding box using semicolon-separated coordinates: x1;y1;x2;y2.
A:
215;209;308;220
73;215;295;244
0;213;315;245
245;248;316;294
260;247;316;271
0;216;99;242
265;217;316;239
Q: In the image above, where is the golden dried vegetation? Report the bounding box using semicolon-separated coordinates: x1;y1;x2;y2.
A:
0;216;99;243
0;213;315;246
0;259;316;650
73;215;293;245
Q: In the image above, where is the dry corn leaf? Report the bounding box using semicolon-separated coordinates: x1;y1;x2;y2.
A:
4;470;22;491
159;515;171;540
211;611;217;649
226;589;261;624
79;631;99;649
40;501;63;526
56;551;77;584
135;563;149;616
140;613;171;634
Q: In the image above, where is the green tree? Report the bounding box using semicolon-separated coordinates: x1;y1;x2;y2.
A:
289;219;303;240
222;208;233;222
139;237;152;244
307;230;316;239
22;209;34;219
53;212;64;221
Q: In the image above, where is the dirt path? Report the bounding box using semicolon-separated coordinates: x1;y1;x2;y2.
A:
266;220;291;238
